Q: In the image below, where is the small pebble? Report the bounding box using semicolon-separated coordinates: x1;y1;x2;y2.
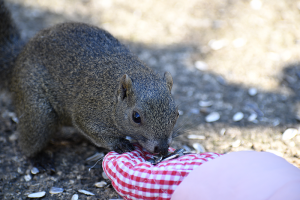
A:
248;88;257;96
272;119;280;127
248;113;257;122
199;101;213;107
78;189;95;196
7;112;19;123
49;187;64;194
282;128;298;140
31;167;39;175
208;39;227;50
95;181;107;188
200;107;210;114
289;141;296;147
188;135;206;140
205;112;220;122
71;194;79;200
193;143;205;153
24;174;32;182
8;132;18;141
216;76;226;85
187;90;194;97
178;110;184;115
233;112;244;122
28;191;46;198
102;171;109;180
232;38;247;48
11;116;19;123
194;61;208;71
190;108;199;114
17;167;23;174
250;0;262;10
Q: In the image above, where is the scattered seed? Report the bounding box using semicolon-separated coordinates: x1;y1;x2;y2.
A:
188;135;206;140
49;187;64;194
199;101;213;107
248;113;257;122
178;110;183;115
194;61;208;71
86;152;104;162
248;88;257;96
205;112;220;122
95;181;107;188
31;167;39;175
282;128;298;140
78;189;95;196
232;139;241;148
220;128;226;136
102;171;109;180
208;39;227;50
193;143;205;153
71;194;79;200
182;145;192;152
24;174;32;182
28;191;46;198
233;112;244;122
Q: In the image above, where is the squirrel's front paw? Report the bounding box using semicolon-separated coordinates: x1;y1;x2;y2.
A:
29;151;56;175
112;138;134;154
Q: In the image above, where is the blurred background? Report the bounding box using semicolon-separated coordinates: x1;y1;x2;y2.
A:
1;0;300;198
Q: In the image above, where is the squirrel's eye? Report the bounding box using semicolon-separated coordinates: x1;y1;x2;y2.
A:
132;111;141;124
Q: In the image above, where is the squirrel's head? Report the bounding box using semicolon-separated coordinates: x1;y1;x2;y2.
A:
115;72;178;155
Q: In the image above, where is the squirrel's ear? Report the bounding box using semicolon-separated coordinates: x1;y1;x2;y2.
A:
118;74;133;100
164;72;173;91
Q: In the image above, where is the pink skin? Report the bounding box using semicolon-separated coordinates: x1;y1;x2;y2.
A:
171;151;300;200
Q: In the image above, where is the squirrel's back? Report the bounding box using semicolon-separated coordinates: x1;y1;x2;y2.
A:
0;0;24;88
12;22;156;117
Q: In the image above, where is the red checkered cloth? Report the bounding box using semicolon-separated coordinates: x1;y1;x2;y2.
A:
102;144;222;200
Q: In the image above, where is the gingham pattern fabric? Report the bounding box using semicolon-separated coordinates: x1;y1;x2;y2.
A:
102;144;222;200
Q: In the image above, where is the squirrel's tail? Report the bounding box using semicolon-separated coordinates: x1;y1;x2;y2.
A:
0;0;24;88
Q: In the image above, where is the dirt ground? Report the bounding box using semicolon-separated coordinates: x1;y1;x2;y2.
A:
1;0;300;199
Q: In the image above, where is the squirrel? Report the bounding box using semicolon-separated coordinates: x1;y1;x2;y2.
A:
0;0;179;158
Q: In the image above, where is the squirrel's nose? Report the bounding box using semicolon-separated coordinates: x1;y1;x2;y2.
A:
154;145;169;156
